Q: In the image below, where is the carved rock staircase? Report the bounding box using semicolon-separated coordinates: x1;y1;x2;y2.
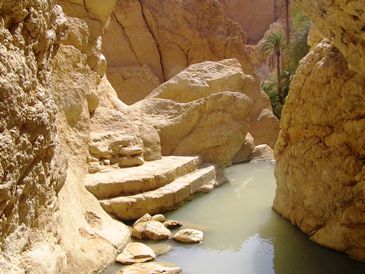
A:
85;156;224;221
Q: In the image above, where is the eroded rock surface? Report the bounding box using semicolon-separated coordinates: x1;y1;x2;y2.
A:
219;0;278;44
0;1;68;272
295;0;365;75
102;0;254;104
274;40;365;260
150;59;279;148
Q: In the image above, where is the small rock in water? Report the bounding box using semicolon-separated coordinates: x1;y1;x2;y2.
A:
163;220;183;229
116;262;181;274
152;214;166;223
132;213;152;227
149;242;173;256
173;229;203;243
198;183;214;193
132;221;171;240
116;242;156;265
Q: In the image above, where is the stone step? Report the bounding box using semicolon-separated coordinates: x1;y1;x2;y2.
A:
85;156;202;199
99;165;217;221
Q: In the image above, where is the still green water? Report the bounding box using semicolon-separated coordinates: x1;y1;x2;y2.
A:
104;163;365;274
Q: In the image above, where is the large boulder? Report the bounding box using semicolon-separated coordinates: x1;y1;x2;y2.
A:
274;40;365;260
129;91;252;167
149;58;279;148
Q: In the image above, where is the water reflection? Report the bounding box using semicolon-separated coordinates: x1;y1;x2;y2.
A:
158;163;365;274
103;163;365;274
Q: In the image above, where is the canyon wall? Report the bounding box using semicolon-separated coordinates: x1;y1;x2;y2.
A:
219;0;277;44
0;0;279;272
102;0;279;147
0;1;131;273
274;0;365;261
0;1;68;272
102;0;254;105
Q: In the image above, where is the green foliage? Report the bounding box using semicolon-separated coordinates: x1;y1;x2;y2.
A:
259;31;285;57
260;5;310;118
286;8;310;73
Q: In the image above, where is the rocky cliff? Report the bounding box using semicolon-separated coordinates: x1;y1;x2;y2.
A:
274;0;365;261
219;0;278;44
102;0;254;105
0;0;279;272
0;1;68;272
101;0;279;147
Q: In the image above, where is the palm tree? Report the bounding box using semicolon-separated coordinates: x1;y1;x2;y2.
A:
259;31;286;104
284;0;290;45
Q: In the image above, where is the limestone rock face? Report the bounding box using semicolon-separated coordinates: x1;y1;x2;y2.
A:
273;41;365;260
102;0;255;104
50;3;131;272
295;0;365;75
0;1;68;272
150;59;279;148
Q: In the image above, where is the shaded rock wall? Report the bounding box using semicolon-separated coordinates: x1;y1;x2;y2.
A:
0;0;280;272
219;0;277;44
274;0;365;261
294;0;365;75
0;1;130;273
102;0;254;105
0;1;68;272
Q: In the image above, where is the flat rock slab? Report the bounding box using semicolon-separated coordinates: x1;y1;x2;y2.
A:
85;156;201;199
116;243;156;265
116;262;182;274
101;165;216;220
173;229;203;243
132;221;171;240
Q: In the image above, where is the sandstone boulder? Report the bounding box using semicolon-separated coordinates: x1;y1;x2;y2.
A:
132;221;172;241
116;243;156;265
173;229;204;243
149;58;279;148
250;145;274;162
133;214;153;227
130;91;252;167
152;214;166;223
